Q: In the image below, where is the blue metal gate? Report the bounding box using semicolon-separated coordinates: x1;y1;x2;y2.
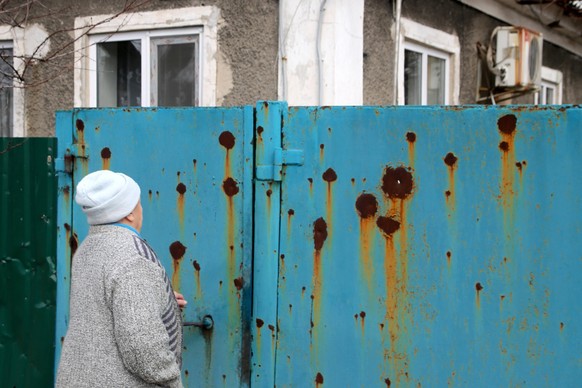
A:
55;107;254;387
56;103;582;387
252;102;582;387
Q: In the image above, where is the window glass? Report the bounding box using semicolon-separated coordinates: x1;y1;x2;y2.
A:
152;36;198;107
97;41;142;107
404;49;422;105
0;45;13;136
427;55;445;105
545;87;554;104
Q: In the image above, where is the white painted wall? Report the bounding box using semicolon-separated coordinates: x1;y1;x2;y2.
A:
278;0;364;106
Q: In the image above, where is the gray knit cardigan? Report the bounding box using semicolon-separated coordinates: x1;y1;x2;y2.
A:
56;225;183;388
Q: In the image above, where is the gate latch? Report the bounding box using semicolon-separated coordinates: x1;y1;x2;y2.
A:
55;144;89;174
256;147;304;182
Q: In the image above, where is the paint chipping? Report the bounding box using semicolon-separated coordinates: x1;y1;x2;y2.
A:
169;241;186;260
322;168;337;182
355;193;378;219
219;131;235;149
222;177;239;196
381;166;413;199
498;114;517;135
376;216;400;236
313;217;328;251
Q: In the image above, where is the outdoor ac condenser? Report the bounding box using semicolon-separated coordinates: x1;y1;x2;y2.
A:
493;26;543;89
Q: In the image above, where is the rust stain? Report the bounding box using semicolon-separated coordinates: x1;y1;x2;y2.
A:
222;177;239;197
315;372;324;386
219;131;235;150
446;251;452;267
356;193;378;286
319;143;325;161
476;282;484;307
444;152;457;213
62;185;70;204
385;378;392;386
379;165;413;386
360;311;366;333
148;190;153;202
169;241;186;289
312;217;327;343
322;168;337;183
308;177;314;195
498;114;518;221
287;209;295;235
322;168;336;241
406;132;416;168
193;260;202;297
234;276;244;291
101;147;111;170
176;178;186;229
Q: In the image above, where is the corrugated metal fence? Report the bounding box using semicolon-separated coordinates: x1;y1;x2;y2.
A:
0;138;57;387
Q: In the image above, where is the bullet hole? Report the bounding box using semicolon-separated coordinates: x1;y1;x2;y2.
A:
315;372;324;384
176;183;187;195
256;318;264;328
498;114;517;135
148;189;152;195
193;159;197;166
101;147;111;159
446;251;452;259
280;254;285;260
516;161;522;171
444;152;458;167
355;193;378;219
257;126;264;136
266;189;272;197
75;119;84;131
476;282;483;292
376;216;400;236
185;370;189;376
169;241;186;260
308;178;313;184
322;168;337;183
234;277;244;290
313;217;328;251
219;131;235;149
406;132;416;143
381;166;413;199
288;209;295;216
499;141;509;152
351;178;355;184
223;177;239;197
445;190;451;198
354;314;358;320
320;144;325;150
359;311;366;319
193;261;201;271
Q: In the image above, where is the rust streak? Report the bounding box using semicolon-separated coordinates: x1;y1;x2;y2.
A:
312;218;327;344
193;260;202;297
176;179;186;230
169;241;186;289
356;193;378;286
444;152;457;213
406;132;416;169
101;147;111;170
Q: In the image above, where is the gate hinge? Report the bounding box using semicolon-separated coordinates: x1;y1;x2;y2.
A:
55;144;89;174
256;147;304;181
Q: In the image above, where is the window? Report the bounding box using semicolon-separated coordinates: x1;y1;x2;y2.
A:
74;6;219;108
0;41;13;136
535;66;563;105
398;19;460;105
90;30;200;107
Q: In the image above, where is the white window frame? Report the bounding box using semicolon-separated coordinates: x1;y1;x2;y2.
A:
397;18;460;105
74;6;219;108
0;29;25;136
535;66;563;105
403;41;450;105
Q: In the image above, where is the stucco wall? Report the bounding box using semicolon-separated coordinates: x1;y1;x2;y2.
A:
7;0;582;136
363;0;582;105
20;0;279;136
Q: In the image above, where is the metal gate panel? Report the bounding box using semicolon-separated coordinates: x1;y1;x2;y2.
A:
272;105;582;386
0;138;57;387
55;107;254;387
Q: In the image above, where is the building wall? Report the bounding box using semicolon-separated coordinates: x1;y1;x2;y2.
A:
5;0;581;136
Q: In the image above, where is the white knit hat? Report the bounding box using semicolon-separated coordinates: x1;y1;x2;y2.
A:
75;170;141;225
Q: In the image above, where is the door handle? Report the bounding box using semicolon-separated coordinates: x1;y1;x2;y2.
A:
183;315;214;330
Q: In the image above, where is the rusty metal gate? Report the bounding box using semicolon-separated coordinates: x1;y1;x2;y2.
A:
55;107;254;387
251;102;582;387
55;103;582;387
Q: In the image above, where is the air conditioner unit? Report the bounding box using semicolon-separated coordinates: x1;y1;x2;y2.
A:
493;26;543;88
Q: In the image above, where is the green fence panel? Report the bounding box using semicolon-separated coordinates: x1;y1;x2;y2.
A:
0;138;57;387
